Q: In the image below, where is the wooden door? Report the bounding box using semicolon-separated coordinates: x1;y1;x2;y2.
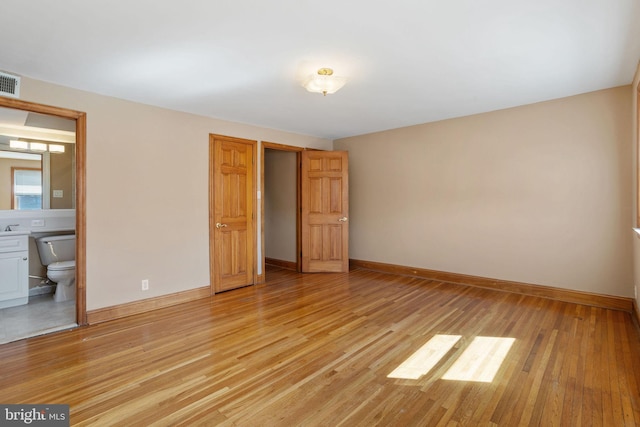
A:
301;150;349;272
210;135;256;293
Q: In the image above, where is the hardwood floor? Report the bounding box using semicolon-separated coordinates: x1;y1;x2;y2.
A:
1;266;640;426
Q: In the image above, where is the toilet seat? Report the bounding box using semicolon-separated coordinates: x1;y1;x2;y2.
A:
48;260;75;271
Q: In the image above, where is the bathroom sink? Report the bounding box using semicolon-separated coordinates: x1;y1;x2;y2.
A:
0;230;31;237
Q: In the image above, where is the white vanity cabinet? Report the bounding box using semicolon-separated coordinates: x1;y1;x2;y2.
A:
0;232;29;309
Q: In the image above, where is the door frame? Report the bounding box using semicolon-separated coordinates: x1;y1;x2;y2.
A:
0;97;87;325
209;134;258;293
260;141;303;279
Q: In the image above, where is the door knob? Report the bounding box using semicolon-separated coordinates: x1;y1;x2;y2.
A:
216;223;228;229
338;217;348;222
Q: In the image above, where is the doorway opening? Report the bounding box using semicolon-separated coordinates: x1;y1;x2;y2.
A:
0;97;86;344
261;142;303;281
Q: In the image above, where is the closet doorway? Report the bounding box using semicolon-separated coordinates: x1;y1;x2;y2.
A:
261;142;302;279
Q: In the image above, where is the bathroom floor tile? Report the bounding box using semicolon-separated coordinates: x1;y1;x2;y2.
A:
0;295;76;344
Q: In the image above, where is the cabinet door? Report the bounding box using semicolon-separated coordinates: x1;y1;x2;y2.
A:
0;251;28;306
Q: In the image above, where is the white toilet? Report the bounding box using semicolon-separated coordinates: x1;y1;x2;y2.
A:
35;234;76;302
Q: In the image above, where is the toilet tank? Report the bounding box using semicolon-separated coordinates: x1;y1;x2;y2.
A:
36;234;76;266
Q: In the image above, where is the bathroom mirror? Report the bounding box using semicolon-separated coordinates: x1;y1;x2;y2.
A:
0;106;76;210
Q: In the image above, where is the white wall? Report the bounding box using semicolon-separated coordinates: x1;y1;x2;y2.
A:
18;76;332;310
335;86;633;297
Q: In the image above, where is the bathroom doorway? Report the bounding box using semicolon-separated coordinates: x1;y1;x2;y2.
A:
0;97;86;344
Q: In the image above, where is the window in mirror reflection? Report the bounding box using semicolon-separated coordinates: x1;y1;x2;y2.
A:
0;150;43;210
12;167;42;210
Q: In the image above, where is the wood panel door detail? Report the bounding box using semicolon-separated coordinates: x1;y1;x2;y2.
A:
301;150;349;272
210;135;256;293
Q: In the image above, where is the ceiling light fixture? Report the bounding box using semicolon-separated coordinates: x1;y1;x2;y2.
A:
303;68;347;96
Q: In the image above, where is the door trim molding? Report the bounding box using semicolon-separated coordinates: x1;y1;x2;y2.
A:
261;141;303;276
0;97;87;326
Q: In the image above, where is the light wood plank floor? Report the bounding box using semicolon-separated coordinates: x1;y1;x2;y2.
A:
1;266;640;426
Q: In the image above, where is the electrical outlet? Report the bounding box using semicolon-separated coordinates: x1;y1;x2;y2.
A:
141;279;149;291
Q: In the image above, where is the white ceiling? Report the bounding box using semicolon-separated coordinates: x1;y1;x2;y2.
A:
1;1;639;139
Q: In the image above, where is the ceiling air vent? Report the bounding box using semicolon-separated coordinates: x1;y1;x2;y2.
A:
0;71;21;98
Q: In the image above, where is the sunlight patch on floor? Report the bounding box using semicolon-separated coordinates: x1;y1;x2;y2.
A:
442;336;515;383
387;334;461;380
388;335;515;383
